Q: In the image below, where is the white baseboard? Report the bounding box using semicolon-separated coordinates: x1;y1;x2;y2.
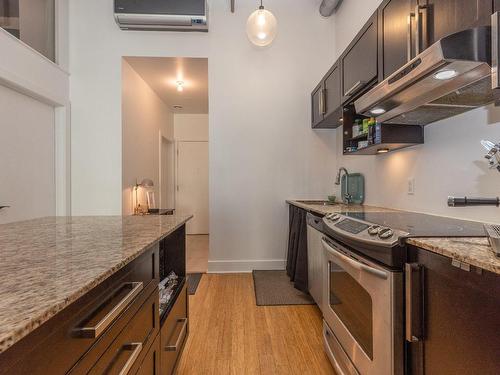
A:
207;259;286;274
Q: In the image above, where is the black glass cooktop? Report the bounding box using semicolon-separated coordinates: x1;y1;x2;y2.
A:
343;211;487;238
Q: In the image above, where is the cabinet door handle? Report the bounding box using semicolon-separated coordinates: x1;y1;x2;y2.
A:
321;89;327;114
407;13;415;61
165;318;188;352
415;5;429;55
344;80;366;97
492;12;500;90
405;263;423;342
77;282;144;338
118;342;143;375
0;206;10;210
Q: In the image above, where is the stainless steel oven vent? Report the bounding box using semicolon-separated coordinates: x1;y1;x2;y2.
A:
355;27;493;126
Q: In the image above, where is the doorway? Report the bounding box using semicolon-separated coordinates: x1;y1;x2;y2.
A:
121;56;209;274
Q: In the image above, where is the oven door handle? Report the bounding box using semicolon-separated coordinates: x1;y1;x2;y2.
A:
322;239;388;280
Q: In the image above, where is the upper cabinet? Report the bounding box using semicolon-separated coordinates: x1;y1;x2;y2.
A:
311;62;343;129
378;0;416;79
340;11;378;103
424;0;492;47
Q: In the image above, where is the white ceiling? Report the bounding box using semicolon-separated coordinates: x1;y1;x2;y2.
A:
124;57;208;114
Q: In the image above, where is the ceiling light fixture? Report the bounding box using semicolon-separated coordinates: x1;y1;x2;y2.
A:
176;81;184;92
370;108;386;115
246;0;277;47
433;69;458;80
377;148;390;154
172;105;183;110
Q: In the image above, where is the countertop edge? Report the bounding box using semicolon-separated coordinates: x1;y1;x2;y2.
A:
406;237;499;275
0;214;193;354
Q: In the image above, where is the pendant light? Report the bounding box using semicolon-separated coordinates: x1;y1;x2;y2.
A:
246;0;277;47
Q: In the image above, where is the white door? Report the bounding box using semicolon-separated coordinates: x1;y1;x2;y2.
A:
176;141;209;234
0;85;56;224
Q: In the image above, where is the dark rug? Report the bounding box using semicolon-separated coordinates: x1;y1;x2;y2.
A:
252;270;314;306
187;273;203;295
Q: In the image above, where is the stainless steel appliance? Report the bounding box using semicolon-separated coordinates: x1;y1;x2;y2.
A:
321;213;405;375
306;213;324;311
320;211;486;375
354;27;493;126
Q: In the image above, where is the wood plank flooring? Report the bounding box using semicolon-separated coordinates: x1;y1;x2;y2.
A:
176;273;335;375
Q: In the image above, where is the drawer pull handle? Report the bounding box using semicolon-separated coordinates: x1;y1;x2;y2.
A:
119;342;143;375
78;282;144;339
165;318;188;352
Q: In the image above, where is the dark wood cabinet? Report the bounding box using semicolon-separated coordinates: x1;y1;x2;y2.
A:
341;11;378;103
406;246;500;374
161;282;188;375
378;0;415;79
311;63;342;129
422;0;493;48
0;225;189;375
136;334;161;375
311;84;325;128
324;64;341;120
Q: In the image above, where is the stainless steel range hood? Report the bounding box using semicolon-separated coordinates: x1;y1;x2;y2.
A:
355;27;494;126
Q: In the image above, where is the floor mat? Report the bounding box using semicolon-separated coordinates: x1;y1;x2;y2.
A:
187;273;203;295
252;270;314;306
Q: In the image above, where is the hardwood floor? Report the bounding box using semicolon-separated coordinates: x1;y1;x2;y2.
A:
186;235;209;274
176;273;335;375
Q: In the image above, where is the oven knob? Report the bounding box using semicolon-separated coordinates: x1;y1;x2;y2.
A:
368;225;380;235
379;228;394;239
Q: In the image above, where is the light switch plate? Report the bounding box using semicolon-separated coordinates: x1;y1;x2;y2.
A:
408;178;415;195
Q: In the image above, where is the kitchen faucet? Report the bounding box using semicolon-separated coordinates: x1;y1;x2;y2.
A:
481;139;500;172
447;139;500;207
335;167;352;204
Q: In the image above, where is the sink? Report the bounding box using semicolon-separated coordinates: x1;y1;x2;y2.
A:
296;200;337;206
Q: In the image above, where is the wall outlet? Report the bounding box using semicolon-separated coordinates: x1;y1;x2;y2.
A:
408;178;415;195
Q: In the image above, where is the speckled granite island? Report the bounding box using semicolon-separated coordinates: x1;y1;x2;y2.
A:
0;214;192;375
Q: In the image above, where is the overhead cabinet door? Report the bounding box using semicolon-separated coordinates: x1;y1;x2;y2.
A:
341;12;378;103
378;0;415;79
324;63;341;119
311;84;325;128
421;0;492;49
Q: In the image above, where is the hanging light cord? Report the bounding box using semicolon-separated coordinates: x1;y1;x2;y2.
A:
259;0;264;9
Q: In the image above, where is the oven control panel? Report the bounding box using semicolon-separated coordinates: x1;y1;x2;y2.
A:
323;213;408;246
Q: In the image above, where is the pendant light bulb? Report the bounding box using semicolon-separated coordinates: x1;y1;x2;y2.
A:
246;1;277;47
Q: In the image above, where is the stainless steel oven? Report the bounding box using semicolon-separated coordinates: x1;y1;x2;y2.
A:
322;237;403;375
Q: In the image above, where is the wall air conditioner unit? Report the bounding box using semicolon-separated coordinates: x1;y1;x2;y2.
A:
114;0;208;32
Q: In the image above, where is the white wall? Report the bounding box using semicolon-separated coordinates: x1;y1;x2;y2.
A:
0;0;70;223
69;0;337;271
174;114;209;141
0;84;55;224
332;0;500;224
122;60;174;215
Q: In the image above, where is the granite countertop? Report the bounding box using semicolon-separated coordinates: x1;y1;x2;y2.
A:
407;237;499;275
286;199;396;215
0;214;192;354
287;199;499;275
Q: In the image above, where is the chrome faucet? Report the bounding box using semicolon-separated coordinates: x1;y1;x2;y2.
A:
335;167;352;204
482;140;500;172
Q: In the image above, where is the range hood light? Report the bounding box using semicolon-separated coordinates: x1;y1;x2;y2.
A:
433;69;458;80
370;108;386;115
377;148;390;154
